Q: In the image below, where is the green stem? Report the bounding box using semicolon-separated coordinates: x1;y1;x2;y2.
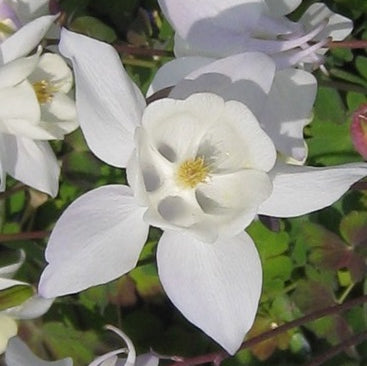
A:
338;283;355;304
0;184;26;200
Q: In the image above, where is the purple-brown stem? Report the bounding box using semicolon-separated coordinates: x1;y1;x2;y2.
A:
0;231;50;242
303;330;367;366
167;294;367;366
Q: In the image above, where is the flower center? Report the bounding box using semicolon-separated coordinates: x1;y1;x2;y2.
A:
32;80;56;104
176;157;209;189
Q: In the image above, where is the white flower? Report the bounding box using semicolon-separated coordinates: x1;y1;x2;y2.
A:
0;1;58;65
89;325;159;366
38;29;367;355
5;336;72;366
4;326;158;366
0;47;78;196
0;252;54;354
158;0;353;69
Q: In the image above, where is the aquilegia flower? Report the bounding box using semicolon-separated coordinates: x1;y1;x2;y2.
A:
158;0;353;69
39;29;367;354
0;46;78;196
5;326;158;366
5;336;72;366
0;3;58;65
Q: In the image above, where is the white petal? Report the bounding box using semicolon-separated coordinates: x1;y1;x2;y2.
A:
259;68;317;162
159;0;264;36
0;15;58;64
2;135;59;197
159;0;265;58
0;81;40;128
39;185;149;298
300;3;353;42
0;278;28;290
0;316;17;354
157;230;262;355
0;50;39;89
194;169;272;240
258;162;367;217
135;354;159;366
171;52;276;97
5;336;73;366
264;0;302;16
6;0;50;23
29;53;73;93
170;53;276;117
5;295;53;319
59;28;145;167
42;93;77;124
147;56;214;97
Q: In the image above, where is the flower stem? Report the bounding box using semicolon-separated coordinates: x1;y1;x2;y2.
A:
0;184;26;200
114;43;174;58
328;40;367;49
167;294;367;366
302;330;367;366
0;231;49;242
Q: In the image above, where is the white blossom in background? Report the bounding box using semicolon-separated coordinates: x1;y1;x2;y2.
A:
5;336;72;366
38;29;367;354
158;0;353;69
4;326;159;366
0;46;78;196
0;0;58;65
0;252;54;354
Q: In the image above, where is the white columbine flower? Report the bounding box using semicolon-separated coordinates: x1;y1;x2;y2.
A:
39;29;367;355
0;252;54;354
158;0;353;69
4;326;158;366
0;46;78;196
5;336;72;366
0;0;58;65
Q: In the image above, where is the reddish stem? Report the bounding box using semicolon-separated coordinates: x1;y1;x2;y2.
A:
303;330;367;366
0;231;50;242
113;43;174;57
328;40;367;49
167;294;367;366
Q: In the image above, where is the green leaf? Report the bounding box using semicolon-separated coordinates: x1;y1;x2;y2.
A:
70;16;117;43
247;220;289;260
313;86;346;124
42;322;98;365
346;91;367;112
356;56;367;80
129;263;163;300
263;256;292;282
340;210;367;247
62;151;102;189
307;117;360;165
0;285;33;310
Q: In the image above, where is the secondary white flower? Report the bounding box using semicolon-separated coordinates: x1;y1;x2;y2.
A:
0;47;78;196
158;0;353;69
0;252;54;354
39;29;367;355
90;325;159;366
0;0;58;65
5;336;72;366
4;326;158;366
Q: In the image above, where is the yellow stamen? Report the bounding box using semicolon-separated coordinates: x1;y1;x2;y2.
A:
32;80;55;104
176;157;209;188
